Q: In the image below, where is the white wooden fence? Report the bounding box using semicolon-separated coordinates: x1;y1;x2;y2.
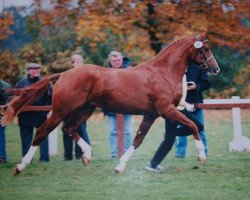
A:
203;96;250;152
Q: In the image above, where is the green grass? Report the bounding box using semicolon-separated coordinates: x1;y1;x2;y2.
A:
0;112;250;200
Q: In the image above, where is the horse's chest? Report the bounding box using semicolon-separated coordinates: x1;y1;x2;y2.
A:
158;82;182;104
163;82;182;96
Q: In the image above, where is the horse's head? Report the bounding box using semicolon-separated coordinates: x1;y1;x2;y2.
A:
191;33;220;75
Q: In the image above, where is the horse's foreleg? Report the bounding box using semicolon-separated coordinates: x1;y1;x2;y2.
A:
163;105;206;165
115;115;156;173
14;113;62;176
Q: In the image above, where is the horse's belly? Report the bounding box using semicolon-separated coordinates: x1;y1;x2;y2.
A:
93;97;156;115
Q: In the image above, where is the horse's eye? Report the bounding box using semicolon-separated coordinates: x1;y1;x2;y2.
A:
204;48;209;52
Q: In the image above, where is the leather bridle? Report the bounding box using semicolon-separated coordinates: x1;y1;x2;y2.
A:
193;36;216;72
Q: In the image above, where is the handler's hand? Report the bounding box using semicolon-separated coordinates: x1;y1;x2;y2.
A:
187;81;196;91
185;102;195;112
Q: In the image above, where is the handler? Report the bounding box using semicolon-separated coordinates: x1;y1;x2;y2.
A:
146;62;210;172
175;62;211;158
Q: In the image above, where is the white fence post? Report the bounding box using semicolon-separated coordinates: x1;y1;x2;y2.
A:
228;96;250;152
48;127;58;155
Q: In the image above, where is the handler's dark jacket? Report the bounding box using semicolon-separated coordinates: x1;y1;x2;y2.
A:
0;80;11;105
185;62;211;104
16;76;52;127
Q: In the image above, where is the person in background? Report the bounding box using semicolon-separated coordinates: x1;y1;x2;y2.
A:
63;54;91;161
16;63;52;162
105;51;132;159
0;80;11;164
175;62;211;158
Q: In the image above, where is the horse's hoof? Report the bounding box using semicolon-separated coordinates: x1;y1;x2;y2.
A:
115;169;124;174
198;157;206;166
82;157;90;166
115;165;124;173
13;167;21;176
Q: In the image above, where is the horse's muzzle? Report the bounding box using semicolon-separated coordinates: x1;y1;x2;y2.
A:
208;66;220;75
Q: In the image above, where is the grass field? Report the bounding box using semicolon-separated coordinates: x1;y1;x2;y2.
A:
0;110;250;200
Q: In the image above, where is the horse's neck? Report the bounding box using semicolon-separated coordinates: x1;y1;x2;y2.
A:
152;40;192;79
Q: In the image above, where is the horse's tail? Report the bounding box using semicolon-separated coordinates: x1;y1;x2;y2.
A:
0;73;61;126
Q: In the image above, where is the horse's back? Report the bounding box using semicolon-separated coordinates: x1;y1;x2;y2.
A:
51;64;161;114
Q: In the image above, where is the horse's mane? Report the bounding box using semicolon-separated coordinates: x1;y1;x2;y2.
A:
138;34;196;67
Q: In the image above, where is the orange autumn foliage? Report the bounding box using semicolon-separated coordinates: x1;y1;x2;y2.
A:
0;12;14;40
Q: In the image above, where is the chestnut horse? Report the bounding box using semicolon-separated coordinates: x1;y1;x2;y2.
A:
1;33;219;175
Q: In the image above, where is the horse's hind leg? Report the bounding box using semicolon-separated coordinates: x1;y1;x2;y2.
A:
115;115;156;173
62;104;96;166
14;112;62;176
162;105;206;165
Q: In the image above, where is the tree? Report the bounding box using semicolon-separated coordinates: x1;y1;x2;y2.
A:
0;12;14;41
0;51;21;84
28;0;250;57
234;63;250;98
1;7;33;51
1;0;249;97
74;0;250;53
